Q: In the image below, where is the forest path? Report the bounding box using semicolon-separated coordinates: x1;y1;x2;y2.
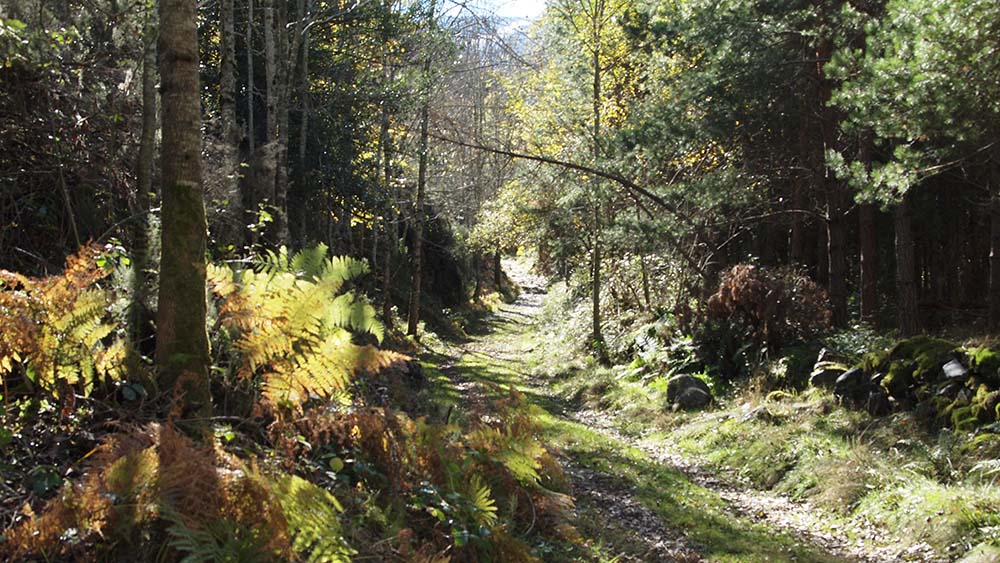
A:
434;262;892;563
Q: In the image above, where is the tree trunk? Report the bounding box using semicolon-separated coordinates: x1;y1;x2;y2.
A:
297;0;311;170
246;0;255;154
590;13;607;363
220;0;237;146
219;0;241;248
827;190;848;327
273;0;291;246
859;202;878;324
989;156;1000;330
895;192;921;336
156;0;212;427
859;135;877;325
131;4;157;350
406;0;436;337
494;248;502;288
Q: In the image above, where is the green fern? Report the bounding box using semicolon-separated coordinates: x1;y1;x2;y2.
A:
208;245;400;410
467;474;498;528
163;508;276;563
268;474;355;563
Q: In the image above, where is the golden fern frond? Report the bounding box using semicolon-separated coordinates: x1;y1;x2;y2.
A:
0;245;125;396
321;255;369;288
328;293;384;343
467;426;544;485
268;474;355;563
209;245;397;412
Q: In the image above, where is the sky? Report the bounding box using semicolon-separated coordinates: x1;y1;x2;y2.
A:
488;0;547;20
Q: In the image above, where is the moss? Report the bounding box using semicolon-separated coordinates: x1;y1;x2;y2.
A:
970;384;999;423
860;349;889;374
888;336;958;383
968;347;1000;385
882;360;916;400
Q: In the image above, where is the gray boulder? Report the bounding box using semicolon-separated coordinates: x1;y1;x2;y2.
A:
667;375;713;410
833;368;866;399
810;359;848;388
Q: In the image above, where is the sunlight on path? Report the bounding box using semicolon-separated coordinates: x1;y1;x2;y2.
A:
435;259;892;563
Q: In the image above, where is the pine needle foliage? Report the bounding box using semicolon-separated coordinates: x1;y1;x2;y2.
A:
0;243;126;399
208;244;401;411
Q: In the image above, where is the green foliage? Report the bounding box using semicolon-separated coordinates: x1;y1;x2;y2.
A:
208;244;398;411
831;0;1000;202
164;510;276;563
269;474;355;563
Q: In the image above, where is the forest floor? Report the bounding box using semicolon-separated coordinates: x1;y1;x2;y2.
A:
422;262;932;563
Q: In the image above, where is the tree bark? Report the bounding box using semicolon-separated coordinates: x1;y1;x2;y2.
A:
156;0;212;427
895;192;921;336
297;0;311;170
220;0;237;147
131;3;157;349
406;0;436;337
590;5;608;363
859;202;878;324
273;0;291;245
989;154;1000;330
246;0;255;154
219;0;241;248
859;135;877;325
827;190;848;327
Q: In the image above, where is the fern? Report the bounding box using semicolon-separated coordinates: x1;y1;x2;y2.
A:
467;425;544;485
209;245;400;412
269;474;355;563
164;508;276;563
467;474;498;528
0;244;126;398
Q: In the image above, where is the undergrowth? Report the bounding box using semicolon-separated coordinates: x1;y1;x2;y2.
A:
0;245;568;562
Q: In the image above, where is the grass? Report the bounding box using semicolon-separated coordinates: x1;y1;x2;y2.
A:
422;278;859;562
499;267;1000;561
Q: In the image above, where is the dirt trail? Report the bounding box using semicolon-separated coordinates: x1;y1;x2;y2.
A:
438;264;926;563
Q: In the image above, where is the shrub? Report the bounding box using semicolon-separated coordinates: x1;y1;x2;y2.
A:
706;264;832;351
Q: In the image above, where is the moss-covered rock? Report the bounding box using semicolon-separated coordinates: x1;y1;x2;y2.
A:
881;360;916;402
968;347;1000;385
888;336;959;383
846;337;1000;431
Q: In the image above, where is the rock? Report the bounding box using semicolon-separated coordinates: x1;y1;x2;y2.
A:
865;388;891;416
957;543;1000;563
937;381;962;398
675;387;712;410
833;368;867;401
816;347;844;364
943;359;970;381
404;360;426;386
810;361;848;388
666;374;712;410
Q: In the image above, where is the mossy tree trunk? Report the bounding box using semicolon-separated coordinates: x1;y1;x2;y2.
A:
156;0;212;429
